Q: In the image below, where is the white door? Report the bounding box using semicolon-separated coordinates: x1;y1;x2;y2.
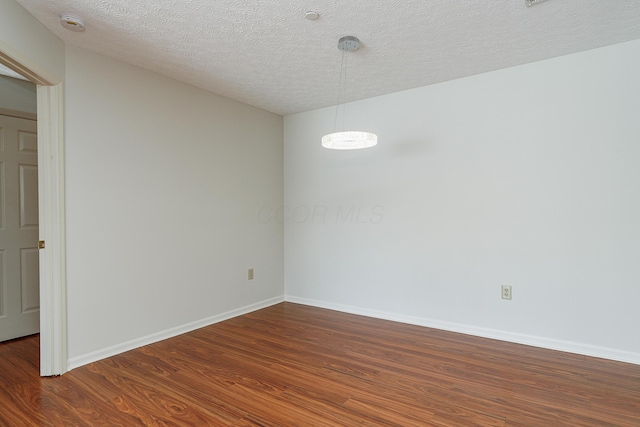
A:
0;114;39;342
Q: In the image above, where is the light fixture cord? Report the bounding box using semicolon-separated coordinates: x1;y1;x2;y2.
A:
342;49;348;132
333;49;347;133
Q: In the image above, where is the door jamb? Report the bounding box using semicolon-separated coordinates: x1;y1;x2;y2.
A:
0;41;67;376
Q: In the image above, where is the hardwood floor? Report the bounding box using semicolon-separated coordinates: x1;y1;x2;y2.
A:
1;302;639;426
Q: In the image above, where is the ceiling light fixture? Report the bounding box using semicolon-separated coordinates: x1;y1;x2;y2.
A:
525;0;550;7
304;11;320;21
322;36;377;150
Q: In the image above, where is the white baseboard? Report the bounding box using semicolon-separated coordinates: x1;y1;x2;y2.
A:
285;295;640;366
67;295;285;370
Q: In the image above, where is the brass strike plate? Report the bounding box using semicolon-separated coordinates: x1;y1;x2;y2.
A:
38;240;45;249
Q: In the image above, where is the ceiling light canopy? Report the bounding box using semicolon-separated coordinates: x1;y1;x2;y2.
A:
322;36;377;150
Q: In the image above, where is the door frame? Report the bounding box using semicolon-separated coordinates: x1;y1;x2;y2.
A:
0;41;67;376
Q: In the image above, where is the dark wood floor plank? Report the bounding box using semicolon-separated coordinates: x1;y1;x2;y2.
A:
199;308;585;424
1;302;639;426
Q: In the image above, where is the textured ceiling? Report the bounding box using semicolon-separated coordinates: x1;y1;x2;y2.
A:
0;64;28;80
13;0;640;116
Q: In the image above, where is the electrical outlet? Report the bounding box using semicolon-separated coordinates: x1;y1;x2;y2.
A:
501;285;512;300
248;268;254;280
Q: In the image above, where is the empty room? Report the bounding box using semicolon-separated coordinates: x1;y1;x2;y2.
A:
1;0;639;425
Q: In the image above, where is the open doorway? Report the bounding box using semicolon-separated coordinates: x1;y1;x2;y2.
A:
0;72;40;342
0;47;67;376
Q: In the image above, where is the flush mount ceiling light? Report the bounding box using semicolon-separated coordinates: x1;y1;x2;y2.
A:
60;13;86;32
321;36;377;150
304;11;320;20
525;0;550;6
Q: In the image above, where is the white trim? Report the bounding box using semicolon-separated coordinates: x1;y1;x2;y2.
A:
285;295;640;366
0;107;37;121
37;84;68;376
1;43;67;376
67;296;285;370
0;39;59;86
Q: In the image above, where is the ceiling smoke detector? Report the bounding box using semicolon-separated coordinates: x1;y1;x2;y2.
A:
60;13;86;32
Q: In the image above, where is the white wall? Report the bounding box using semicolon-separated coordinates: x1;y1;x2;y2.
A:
0;0;64;81
2;0;284;368
65;46;283;365
0;74;36;113
3;0;638;367
284;39;640;364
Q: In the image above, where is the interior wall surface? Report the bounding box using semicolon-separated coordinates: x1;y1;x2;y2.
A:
65;46;284;364
284;39;640;363
0;0;65;81
0;74;37;114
